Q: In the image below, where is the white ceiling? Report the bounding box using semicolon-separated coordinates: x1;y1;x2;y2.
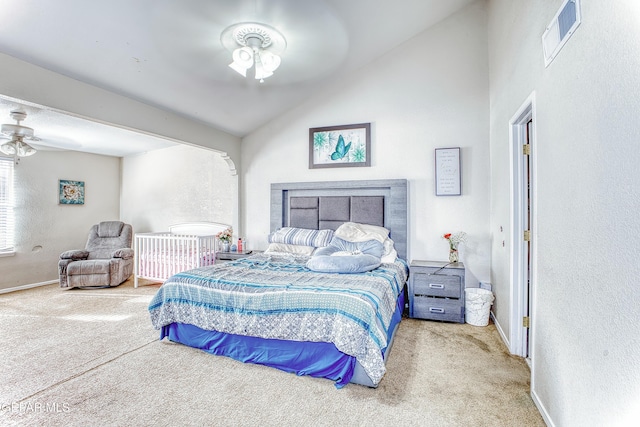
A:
0;97;178;156
0;0;475;157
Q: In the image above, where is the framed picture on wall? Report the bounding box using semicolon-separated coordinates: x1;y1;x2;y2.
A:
435;147;461;196
309;123;371;169
59;180;85;205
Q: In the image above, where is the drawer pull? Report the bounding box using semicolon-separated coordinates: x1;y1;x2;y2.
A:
429;307;445;314
429;283;445;289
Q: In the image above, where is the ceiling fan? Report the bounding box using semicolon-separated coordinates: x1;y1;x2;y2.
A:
0;109;39;164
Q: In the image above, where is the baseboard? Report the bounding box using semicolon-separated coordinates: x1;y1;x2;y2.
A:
531;387;555;426
493;311;552;425
0;279;58;294
491;311;511;351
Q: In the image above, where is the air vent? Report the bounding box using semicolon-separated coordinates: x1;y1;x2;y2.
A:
542;0;581;67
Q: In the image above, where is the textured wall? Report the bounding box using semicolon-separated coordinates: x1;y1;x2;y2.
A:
0;151;120;291
242;1;491;287
0;144;237;292
121;145;236;237
488;0;640;425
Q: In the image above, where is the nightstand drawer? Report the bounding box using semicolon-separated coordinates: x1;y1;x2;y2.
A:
409;260;465;323
413;272;461;298
413;297;464;323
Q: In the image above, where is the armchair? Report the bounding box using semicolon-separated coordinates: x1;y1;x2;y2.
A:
59;221;134;289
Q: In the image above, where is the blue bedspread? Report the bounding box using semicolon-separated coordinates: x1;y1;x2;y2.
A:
149;252;408;385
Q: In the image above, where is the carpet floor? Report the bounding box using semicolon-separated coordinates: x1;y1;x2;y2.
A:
0;278;545;426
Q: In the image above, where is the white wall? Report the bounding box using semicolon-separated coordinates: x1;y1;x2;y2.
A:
242;1;490;286
121;144;236;234
489;0;640;425
0;151;120;291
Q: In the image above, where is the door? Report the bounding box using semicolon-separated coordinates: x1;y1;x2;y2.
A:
523;118;533;362
509;94;536;362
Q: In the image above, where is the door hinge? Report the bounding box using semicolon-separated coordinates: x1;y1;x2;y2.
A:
523;316;530;328
523;144;531;155
524;230;531;241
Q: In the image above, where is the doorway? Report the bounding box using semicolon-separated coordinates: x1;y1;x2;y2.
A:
509;93;536;364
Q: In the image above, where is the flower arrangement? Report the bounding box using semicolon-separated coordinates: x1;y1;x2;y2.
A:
216;227;233;243
443;232;466;262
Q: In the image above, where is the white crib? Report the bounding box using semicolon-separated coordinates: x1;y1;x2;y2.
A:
134;222;229;288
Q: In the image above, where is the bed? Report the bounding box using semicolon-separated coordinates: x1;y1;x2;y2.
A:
134;222;229;288
148;179;408;387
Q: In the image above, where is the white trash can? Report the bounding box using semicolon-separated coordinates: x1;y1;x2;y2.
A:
465;288;495;326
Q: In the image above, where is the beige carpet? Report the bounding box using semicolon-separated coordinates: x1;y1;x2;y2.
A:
0;279;545;427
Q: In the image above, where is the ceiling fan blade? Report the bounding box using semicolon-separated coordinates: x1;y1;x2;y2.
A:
29;142;65;151
29;137;82;151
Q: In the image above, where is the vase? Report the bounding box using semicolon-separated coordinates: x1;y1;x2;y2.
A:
449;248;459;263
221;241;230;252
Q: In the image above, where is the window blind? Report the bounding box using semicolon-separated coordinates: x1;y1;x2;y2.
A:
0;157;15;254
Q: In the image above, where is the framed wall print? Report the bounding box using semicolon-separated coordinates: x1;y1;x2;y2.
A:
309;122;371;169
435;147;461;196
59;180;85;205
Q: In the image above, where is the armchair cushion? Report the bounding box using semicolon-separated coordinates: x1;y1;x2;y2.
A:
86;221;133;259
98;221;124;238
112;248;134;259
67;259;110;275
60;250;90;260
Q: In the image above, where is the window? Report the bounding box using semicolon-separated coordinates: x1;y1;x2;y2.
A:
0;157;15;255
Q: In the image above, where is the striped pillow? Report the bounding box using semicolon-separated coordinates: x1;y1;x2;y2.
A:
268;227;334;248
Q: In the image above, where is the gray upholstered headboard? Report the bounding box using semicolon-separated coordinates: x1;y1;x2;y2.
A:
270;180;408;260
288;195;385;230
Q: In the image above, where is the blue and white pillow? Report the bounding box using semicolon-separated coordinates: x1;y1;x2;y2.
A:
306;236;384;274
306;253;381;274
268;227;334;248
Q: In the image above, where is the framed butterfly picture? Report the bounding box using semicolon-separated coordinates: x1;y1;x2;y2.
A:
309;123;371;169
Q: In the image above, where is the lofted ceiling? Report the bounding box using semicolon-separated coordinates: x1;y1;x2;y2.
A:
0;0;475;157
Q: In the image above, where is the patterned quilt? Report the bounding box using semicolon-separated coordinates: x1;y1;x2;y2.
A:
149;252;408;384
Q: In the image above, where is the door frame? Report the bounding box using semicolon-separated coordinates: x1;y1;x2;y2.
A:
509;92;537;360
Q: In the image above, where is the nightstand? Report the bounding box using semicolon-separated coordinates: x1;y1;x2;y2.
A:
409;260;465;323
215;250;260;262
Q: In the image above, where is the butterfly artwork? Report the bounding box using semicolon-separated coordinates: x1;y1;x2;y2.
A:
309;123;371;169
330;135;351;161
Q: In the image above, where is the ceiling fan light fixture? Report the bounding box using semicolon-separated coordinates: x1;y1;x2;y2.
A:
0;141;17;155
221;22;286;83
1;109;38;163
17;140;37;157
0;138;36;162
259;51;281;73
229;46;254;77
253;60;272;82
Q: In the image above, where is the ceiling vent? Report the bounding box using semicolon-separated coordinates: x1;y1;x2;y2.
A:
542;0;581;67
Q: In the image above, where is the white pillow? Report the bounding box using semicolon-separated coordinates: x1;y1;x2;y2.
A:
381;238;398;263
264;243;315;256
333;222;390;244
